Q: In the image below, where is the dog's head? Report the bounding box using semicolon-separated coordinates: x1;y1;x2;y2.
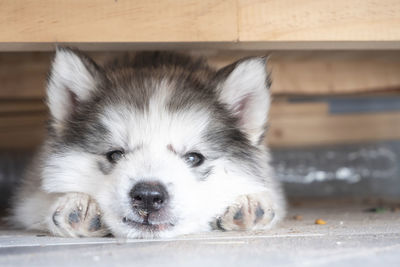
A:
41;48;272;238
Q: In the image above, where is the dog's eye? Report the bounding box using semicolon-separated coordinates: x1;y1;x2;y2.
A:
106;150;124;163
184;152;205;167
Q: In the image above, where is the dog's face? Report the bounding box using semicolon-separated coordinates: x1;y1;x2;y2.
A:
41;49;272;238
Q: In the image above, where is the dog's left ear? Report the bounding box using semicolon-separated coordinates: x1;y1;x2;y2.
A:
47;47;104;134
216;57;271;145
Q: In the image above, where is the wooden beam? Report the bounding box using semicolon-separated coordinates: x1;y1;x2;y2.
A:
2;51;400;99
269;51;400;96
0;0;237;43
269;102;329;117
0;100;46;114
267;108;400;147
238;0;400;42
0;114;47;129
205;51;400;95
0;1;399;50
1;42;400;52
0;127;45;150
0;52;50;98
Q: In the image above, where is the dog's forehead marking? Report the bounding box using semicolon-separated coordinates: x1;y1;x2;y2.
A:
100;82;211;151
167;144;177;155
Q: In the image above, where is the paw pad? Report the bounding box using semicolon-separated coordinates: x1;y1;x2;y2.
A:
215;194;276;231
68;209;81;225
48;193;108;237
89;214;102;231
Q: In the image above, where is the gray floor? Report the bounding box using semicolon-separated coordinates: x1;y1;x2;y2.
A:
1;199;400;267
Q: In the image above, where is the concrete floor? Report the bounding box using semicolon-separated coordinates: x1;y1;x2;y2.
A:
1;199;400;267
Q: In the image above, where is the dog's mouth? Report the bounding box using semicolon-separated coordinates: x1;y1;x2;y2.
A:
122;217;174;232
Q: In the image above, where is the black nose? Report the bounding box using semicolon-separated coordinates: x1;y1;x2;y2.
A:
130;182;168;214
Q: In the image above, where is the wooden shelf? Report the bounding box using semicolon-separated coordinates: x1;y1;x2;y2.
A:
0;0;237;43
0;0;399;51
238;0;400;42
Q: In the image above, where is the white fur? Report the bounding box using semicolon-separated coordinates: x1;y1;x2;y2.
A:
219;58;270;145
39;81;270;238
47;49;97;133
12;54;285;239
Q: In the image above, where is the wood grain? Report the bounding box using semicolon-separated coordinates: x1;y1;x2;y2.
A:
269;102;329;117
0;100;46;114
0;0;398;50
269;51;400;96
0;52;50;98
2;51;400;99
238;0;400;41
0;0;237;42
0;127;44;150
267;109;400;147
0;113;47;149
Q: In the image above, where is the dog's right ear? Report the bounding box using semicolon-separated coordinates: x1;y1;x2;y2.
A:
47;47;103;134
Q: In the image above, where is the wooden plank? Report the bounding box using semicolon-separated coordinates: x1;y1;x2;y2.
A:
267;111;400;147
0;100;46;114
2;51;400;99
269;51;400;96
0;113;46;149
0;0;237;42
0;52;50;98
207;51;400;96
1;41;400;52
238;0;400;42
0;114;47;130
0;127;44;150
0;0;398;50
269;102;329;117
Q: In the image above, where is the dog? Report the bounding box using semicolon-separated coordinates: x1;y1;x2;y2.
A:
11;48;286;238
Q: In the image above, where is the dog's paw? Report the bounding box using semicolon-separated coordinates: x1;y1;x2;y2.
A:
48;193;109;237
214;193;277;231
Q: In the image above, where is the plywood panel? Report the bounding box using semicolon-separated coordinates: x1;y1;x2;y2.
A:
0;0;237;42
2;51;400;99
0;100;46;114
269;52;400;95
269;102;329;117
0;114;47;149
203;51;400;96
267;110;400;147
239;0;400;42
0;128;44;150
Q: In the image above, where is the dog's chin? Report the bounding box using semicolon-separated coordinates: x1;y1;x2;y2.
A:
121;217;175;237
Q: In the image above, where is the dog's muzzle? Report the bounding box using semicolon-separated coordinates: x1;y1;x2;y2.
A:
122;181;175;232
129;181;169;216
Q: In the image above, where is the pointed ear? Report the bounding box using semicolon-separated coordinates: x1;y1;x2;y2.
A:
47;47;103;133
216;57;271;145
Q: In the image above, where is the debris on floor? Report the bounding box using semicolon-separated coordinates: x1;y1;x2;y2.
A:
315;218;327;225
292;215;303;221
364;207;387;213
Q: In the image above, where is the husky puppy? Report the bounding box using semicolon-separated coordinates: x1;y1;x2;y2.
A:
11;48;285;238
